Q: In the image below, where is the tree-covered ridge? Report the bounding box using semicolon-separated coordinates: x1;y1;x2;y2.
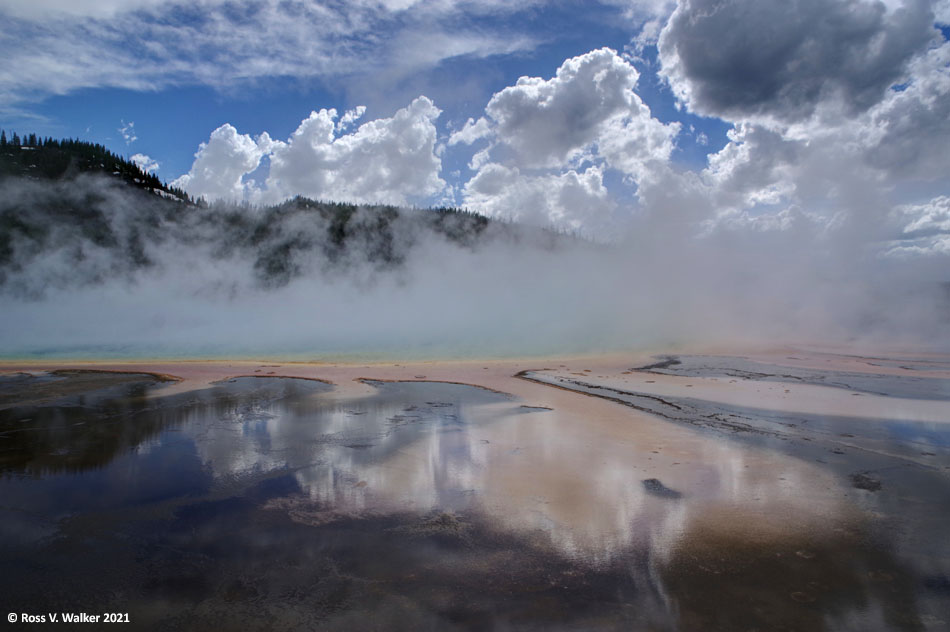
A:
0;130;581;298
0;129;191;202
0;177;526;297
201;196;496;287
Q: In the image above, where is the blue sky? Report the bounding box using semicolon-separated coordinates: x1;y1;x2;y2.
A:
12;2;724;177
1;0;948;246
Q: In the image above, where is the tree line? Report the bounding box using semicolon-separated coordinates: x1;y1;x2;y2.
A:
0;129;192;203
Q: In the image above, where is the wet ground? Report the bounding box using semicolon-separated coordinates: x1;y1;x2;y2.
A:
631;354;950;400
0;360;948;630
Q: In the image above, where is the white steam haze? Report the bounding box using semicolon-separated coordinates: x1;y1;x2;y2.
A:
1;0;949;358
0;172;946;359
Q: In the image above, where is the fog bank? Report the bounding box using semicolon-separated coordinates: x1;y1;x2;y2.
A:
0;174;947;359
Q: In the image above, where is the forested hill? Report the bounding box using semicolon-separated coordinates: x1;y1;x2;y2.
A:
0;129;191;203
0;131;578;298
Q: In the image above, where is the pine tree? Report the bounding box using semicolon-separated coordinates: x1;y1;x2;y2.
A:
11;132;20;146
0;130;6;147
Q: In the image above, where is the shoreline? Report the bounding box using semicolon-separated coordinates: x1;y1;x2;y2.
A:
3;335;945;367
4;344;949;412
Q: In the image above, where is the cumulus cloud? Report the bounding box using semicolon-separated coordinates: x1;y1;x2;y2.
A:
658;0;938;123
448;117;491;146
336;106;367;132
937;0;950;22
264;97;444;205
130;153;159;173
483;47;677;174
638;119;872;244
175;97;445;206
863;39;950;180
463;164;616;233
172;124;266;202
703;124;802;210
456;48;679;234
894;195;950;236
646;32;950;251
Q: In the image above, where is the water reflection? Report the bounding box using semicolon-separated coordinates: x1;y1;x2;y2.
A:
0;372;945;629
0;374;170;475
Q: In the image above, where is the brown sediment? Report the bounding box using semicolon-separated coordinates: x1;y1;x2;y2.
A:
660;507;923;632
0;368;182;410
49;368;183;382
213;374;336;386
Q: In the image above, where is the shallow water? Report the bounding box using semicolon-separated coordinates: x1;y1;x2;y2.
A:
523;368;950;629
0;371;948;630
632;354;950;400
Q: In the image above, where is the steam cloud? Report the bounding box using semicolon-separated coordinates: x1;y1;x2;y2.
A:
0;170;946;359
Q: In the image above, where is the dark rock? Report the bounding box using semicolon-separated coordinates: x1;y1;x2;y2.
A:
850;472;882;491
642;478;683;499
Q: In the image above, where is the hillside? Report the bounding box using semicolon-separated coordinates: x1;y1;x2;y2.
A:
0;130;191;202
0;131;573;298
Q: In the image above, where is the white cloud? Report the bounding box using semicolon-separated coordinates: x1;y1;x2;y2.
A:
444;21;949;247
894;195;950;235
469;146;492;171
263;96;444;205
703;124;801;210
934;0;950;23
0;0;540;109
448;117;491;146
483;47;677;174
632;162;715;228
172;124;266;202
336;106;367;132
456;48;679;235
704;205;829;237
130;153;159;173
863;40;950;181
463;163;616;235
654;36;950;251
881;193;950;266
884;234;950;257
597;106;680;182
119;120;137;145
382;28;539;77
0;0;166;19
175;96;446;206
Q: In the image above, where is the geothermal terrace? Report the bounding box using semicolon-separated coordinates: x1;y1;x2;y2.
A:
1;346;948;629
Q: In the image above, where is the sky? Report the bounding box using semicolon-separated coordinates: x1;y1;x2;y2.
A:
1;0;949;249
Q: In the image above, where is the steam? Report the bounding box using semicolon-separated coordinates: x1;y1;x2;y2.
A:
0;172;946;359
